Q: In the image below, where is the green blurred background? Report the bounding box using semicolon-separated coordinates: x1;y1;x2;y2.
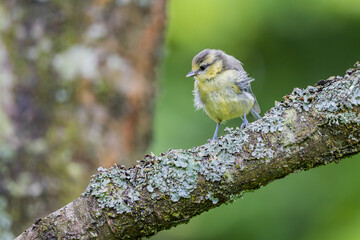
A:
150;0;360;239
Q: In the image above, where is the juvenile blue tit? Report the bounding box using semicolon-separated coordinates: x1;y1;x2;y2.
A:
186;49;261;140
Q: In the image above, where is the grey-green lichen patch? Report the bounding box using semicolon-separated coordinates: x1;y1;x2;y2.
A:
250;138;274;161
197;151;235;182
83;130;254;212
245;83;319;139
195;133;250;182
315;72;359;112
83;166;133;213
247;103;285;134
312;67;360;126
327;111;360;126
289;86;316;112
246;64;360;139
220;129;249;154
144;151;200;202
350;88;360;105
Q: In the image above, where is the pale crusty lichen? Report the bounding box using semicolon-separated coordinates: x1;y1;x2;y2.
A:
83;141;240;213
250;138;275;161
246;103;285;133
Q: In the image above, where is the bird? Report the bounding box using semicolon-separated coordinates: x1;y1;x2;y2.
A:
186;49;261;140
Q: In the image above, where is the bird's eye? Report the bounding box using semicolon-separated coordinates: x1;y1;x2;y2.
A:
199;65;208;71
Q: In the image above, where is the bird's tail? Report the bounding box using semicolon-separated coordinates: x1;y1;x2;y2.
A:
250;108;261;120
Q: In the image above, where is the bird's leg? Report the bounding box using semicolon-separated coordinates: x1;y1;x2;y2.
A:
241;113;249;129
212;123;220;140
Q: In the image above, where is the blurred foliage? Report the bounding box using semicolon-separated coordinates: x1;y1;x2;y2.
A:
150;0;360;239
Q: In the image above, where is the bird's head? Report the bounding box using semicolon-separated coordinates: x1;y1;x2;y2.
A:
186;49;227;81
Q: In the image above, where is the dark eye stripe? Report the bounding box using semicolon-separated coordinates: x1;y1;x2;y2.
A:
200;63;212;71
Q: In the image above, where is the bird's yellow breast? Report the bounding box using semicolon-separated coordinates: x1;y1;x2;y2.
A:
195;71;255;123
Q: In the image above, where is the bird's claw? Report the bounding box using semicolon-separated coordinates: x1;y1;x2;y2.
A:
208;137;218;142
241;113;249;129
241;122;248;129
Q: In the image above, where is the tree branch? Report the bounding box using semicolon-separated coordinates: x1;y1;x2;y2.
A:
17;63;360;239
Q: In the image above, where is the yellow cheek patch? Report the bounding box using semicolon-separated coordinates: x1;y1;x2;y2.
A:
206;60;222;78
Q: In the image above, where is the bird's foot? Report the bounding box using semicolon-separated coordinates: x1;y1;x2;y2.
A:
241;114;249;129
208;136;218;142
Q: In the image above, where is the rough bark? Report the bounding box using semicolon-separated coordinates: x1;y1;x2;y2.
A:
16;63;360;239
0;0;166;236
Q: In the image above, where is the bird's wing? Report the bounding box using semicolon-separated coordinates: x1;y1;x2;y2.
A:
234;72;261;116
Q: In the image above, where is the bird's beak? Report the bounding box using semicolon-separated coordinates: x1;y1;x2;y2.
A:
186;70;196;78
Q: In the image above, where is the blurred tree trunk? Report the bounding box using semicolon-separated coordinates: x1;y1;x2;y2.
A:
0;0;166;236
